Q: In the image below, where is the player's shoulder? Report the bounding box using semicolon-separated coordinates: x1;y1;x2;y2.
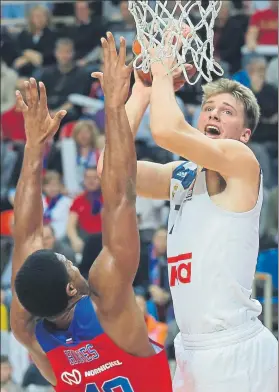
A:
217;138;259;166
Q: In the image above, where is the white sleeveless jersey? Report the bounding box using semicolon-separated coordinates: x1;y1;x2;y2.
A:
168;161;262;334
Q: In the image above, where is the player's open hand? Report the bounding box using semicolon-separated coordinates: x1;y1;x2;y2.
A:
15;78;67;148
92;32;133;108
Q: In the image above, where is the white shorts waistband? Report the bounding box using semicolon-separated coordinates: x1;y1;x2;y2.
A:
178;319;264;350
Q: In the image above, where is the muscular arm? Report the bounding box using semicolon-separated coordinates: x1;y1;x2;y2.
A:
10;145;56;385
150;74;259;181
126;89;178;199
126;86;150;137
11;145;44;316
97;87;176;200
9;79;66;386
89;104;140;311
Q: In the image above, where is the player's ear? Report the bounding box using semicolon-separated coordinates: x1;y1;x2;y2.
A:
240;128;251;144
66;283;77;297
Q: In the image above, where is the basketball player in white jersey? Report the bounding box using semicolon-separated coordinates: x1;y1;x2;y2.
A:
148;57;278;392
96;33;277;392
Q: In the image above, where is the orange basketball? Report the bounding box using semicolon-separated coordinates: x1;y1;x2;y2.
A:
132;39;142;56
132;39;153;86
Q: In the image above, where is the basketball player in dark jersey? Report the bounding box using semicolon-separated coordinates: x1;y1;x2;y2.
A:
10;34;172;392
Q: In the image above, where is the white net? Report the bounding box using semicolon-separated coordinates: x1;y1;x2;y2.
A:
128;0;224;85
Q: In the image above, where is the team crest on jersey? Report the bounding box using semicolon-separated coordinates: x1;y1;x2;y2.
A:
61;369;82;385
172;164;197;203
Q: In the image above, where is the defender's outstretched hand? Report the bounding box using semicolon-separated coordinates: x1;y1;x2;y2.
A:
15;78;67;148
92;32;133;108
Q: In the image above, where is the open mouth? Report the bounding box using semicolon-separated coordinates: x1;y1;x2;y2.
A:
204;125;221;136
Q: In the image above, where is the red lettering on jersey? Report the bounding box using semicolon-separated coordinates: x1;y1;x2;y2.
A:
168;253;192;287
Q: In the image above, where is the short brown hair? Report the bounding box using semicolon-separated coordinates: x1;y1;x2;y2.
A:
72;120;100;148
202;78;260;133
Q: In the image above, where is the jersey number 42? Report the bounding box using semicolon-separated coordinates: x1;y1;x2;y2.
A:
86;376;134;391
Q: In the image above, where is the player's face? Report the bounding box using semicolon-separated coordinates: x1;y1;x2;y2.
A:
198;93;251;143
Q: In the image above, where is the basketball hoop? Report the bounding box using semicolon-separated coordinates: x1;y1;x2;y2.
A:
128;0;224;85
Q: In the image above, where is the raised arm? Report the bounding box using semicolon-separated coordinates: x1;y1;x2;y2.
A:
95;63;185;200
149;54;259;182
11;80;67;295
10;79;66;382
88;33;141;311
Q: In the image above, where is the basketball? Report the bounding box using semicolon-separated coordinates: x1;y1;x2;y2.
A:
132;39;153;86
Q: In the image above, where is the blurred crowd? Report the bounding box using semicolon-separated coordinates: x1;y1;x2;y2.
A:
1;1;278;390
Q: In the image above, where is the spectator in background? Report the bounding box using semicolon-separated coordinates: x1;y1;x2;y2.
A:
90;55;105;102
22;363;53;392
0;356;22;392
245;0;278;50
67;166;102;253
52;0;103;18
233;55;278;142
48;120;101;196
1;26;19;68
242;0;272;14
135;97;185;163
78;232;103;279
39;38;91;128
42;224;76;265
65;1;106;69
42;171;72;240
261;187;278;248
266;56;278;88
1;296;9;356
0;135;18;212
249;57;278;145
233;54;278;188
13;5;56;77
108;0;136;52
0;221;76;313
148;228;174;323
214;1;249;75
135;292;168;346
136;195;166;245
1;61;18;114
1;2;52;20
